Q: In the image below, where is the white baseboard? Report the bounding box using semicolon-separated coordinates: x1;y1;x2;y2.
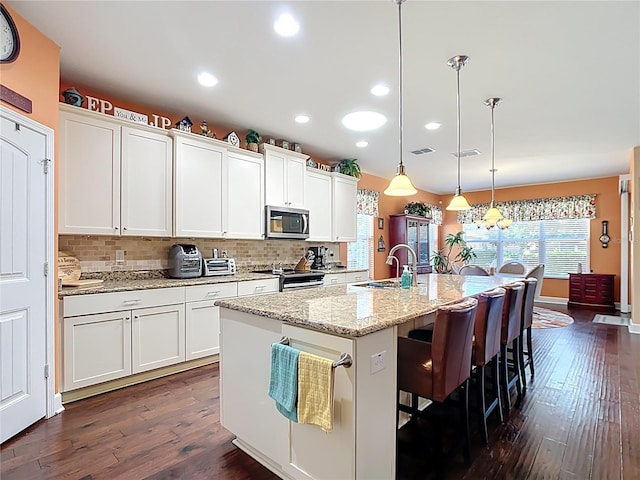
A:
535;296;566;306
628;322;640;335
52;393;65;416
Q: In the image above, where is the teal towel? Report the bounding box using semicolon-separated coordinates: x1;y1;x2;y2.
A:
268;343;299;422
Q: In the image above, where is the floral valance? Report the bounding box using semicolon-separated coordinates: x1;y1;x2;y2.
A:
456;194;597;224
356;189;379;216
429;205;443;226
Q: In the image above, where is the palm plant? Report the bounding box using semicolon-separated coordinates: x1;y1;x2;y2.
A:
431;231;476;273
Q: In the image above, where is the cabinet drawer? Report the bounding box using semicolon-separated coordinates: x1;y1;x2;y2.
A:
345;271;368;284
237;278;279;296
64;287;186;317
324;273;346;286
186;282;238;302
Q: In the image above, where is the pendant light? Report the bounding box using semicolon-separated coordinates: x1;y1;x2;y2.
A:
445;55;471;211
384;0;417;197
479;97;511;229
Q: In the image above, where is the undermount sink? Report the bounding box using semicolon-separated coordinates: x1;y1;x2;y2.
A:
353;280;399;289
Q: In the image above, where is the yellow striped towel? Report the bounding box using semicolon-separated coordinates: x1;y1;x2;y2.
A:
297;351;335;433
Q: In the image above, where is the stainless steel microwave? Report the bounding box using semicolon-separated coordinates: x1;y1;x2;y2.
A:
265;206;309;239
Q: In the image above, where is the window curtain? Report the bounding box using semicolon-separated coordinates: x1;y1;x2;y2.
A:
429;205;443;226
456;194;597;224
356;189;379;216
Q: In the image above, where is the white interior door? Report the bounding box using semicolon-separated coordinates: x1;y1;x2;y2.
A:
0;112;48;443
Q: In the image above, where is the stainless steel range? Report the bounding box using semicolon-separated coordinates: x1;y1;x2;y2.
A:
253;268;325;291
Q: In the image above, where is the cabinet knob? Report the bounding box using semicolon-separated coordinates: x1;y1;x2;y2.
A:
123;227;127;231
114;226;119;230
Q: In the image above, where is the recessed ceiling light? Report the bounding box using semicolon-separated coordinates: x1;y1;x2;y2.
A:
197;72;218;87
295;115;310;124
425;121;441;130
341;111;387;131
356;140;369;148
274;13;300;37
371;84;390;96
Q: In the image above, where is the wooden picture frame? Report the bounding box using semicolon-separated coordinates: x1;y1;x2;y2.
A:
378;217;384;230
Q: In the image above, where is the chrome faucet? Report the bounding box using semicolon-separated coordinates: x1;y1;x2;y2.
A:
386;244;418;287
385;254;400;286
272;261;284;274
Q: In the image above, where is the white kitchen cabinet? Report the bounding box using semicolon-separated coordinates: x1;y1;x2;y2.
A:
262;144;308;209
346;271;369;284
237;278;280;296
185;283;238;360
227;150;264;239
173;131;226;238
63;310;132;391
332;173;358;242
172;130;264;239
305;168;333;242
324;270;369;286
131;303;185;374
58;104;172;236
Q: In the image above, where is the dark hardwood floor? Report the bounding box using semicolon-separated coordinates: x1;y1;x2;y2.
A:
2;305;639;479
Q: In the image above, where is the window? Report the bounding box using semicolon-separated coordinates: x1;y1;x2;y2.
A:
462;218;590;278
347;214;373;271
428;224;438;265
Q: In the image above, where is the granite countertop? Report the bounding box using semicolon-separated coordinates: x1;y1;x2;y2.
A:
58;272;274;297
215;273;521;338
57;267;368;297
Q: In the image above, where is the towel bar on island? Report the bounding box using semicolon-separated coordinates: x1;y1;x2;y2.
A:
276;336;353;368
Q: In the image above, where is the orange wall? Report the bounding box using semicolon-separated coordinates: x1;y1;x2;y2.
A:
438;177;622;300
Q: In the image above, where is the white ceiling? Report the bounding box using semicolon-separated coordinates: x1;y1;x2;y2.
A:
9;0;640;195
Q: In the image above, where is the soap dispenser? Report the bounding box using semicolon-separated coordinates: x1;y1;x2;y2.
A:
401;265;411;289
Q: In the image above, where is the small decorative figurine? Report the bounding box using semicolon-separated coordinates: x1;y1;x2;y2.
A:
207;130;217;139
176;116;193;132
224;131;240;147
268;138;277;146
280;140;289;150
200;120;209;136
293;143;302;153
62;87;84;107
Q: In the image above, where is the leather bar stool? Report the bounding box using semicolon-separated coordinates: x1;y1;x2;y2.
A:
398;297;478;468
518;278;537;394
499;282;525;415
471;287;506;445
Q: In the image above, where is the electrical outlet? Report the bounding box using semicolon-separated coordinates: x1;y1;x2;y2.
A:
115;249;125;264
370;350;386;374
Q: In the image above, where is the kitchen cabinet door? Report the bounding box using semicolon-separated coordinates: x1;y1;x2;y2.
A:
131;303;185;374
173;133;226;238
332;173;358;242
263;144;308;209
59;108;121;235
185;300;220;360
121;126;172;236
306;168;333;242
226;150;264;239
63;310;132;391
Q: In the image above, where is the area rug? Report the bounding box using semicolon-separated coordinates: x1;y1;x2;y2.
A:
532;307;574;329
593;314;630;326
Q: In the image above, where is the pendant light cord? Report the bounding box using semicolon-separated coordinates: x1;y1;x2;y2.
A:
456;66;461;191
397;0;404;169
490;104;495;204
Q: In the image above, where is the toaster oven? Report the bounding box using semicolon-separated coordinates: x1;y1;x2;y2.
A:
203;257;236;276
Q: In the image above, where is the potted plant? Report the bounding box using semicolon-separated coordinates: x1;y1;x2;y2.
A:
404;202;432;218
338;158;362;179
245;129;262;152
431;231;476;274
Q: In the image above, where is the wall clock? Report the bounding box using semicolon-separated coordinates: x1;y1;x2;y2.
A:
0;4;20;64
599;220;610;248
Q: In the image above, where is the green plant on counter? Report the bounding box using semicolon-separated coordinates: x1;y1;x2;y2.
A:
339;158;362;179
404;202;432;218
245;129;262;145
431;231;476;274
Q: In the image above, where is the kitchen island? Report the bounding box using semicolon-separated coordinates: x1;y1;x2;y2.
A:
216;274;519;480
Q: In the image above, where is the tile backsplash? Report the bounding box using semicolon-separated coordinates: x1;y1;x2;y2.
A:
58;235;342;273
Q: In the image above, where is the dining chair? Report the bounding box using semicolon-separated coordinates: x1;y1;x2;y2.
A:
499;282;525;415
525;264;545;300
397;297;478;469
471;287;506;445
519;278;537;394
459;265;490;276
497;261;526;275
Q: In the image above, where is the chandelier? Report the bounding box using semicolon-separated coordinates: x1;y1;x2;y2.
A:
476;97;511;229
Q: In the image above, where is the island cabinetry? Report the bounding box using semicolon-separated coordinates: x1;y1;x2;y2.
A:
323;270;369;286
59;104;172;237
568;273;615;311
305;168;333;241
62;287;185;391
185;283;238;360
219;308;396;479
262;144;308;209
172;130;264;239
389;214;432;275
332;173;358;242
